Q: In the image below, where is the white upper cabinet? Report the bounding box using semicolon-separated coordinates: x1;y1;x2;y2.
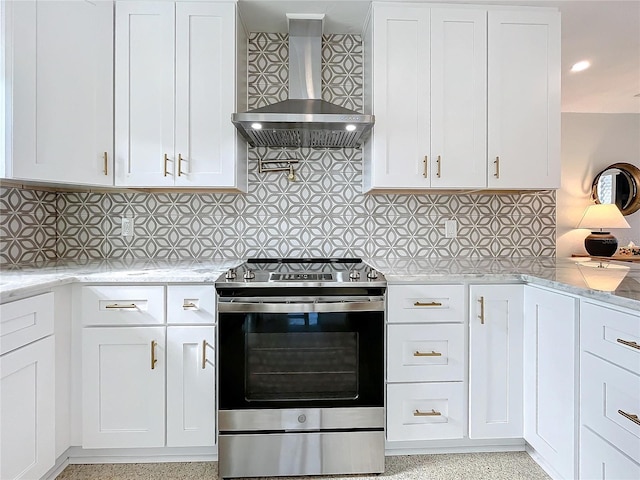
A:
3;0;114;186
364;5;487;190
364;3;560;192
115;1;246;189
487;10;561;189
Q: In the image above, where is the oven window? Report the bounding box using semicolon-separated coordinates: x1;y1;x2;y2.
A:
246;329;358;401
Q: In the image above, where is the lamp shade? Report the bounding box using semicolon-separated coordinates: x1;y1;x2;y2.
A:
576;204;630;230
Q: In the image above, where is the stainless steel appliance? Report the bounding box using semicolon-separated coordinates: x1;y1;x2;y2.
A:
231;16;374;148
215;258;386;479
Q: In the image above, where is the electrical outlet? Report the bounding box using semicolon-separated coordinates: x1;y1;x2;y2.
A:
121;217;133;237
445;219;457;238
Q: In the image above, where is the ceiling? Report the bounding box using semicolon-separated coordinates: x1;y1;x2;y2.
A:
237;0;640;114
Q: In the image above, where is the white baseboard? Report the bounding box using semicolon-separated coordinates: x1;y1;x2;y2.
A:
525;444;563;480
43;448;71;480
385;437;526;455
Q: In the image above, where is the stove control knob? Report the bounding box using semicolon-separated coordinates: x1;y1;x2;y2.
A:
367;268;378;280
298;414;306;424
349;270;360;281
225;268;236;280
243;269;255;281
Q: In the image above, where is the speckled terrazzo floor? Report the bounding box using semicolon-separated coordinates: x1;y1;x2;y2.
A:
56;452;551;480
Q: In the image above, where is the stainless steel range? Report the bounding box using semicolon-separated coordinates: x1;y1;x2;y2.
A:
215;258;386;479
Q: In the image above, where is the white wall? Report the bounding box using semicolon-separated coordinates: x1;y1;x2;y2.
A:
557;112;640;258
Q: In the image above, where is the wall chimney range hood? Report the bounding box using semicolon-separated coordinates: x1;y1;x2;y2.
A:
232;14;374;149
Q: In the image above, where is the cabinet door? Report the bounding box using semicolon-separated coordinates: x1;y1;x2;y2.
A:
524;286;577;479
366;5;430;189
487;10;560;189
0;336;55;480
7;0;113;186
430;8;487;189
166;326;215;447
115;1;174;187
82;327;165;448
174;2;237;187
469;285;523;439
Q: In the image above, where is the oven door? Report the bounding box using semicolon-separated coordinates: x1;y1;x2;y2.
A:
218;295;384;410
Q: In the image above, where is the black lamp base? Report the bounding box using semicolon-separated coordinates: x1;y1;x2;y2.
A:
584;231;618;257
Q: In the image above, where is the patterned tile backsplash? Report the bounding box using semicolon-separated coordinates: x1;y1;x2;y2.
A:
0;33;556;266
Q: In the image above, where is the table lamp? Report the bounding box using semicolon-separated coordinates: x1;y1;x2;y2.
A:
577;204;630;256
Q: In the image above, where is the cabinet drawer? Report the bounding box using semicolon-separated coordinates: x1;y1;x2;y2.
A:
387;285;465;323
0;292;54;355
582;352;640;461
387;324;464;382
386;382;464;441
581;301;640;373
81;285;165;325
581;426;640;480
167;285;215;324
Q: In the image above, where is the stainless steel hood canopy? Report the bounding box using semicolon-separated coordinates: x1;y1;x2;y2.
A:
232;14;374;148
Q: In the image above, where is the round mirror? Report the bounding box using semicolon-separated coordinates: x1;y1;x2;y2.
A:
591;162;640;215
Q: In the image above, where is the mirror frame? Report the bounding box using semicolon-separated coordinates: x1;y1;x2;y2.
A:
591;162;640;216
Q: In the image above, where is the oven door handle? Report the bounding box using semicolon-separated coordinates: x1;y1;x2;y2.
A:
218;297;384;313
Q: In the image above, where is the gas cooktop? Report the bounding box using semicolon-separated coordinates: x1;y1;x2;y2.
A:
215;257;386;288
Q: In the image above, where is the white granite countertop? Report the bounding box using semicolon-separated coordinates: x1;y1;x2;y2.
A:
1;256;639;311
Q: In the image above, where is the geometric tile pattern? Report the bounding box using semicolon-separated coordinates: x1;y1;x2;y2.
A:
0;186;58;265
0;33;556;265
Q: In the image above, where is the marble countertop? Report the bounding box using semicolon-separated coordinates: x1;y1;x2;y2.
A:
1;256;639;311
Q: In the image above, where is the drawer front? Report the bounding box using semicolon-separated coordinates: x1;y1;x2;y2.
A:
386;382;464;441
0;292;54;355
581;301;640;373
581;352;640;461
167;285;215;324
387;324;464;382
387;285;465;323
581;426;640;480
81;285;165;325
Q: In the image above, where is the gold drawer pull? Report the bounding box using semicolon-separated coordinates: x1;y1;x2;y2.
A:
414;409;441;417
183;302;198;310
202;340;208;369
478;296;485;324
151;340;158;370
617;338;640;350
618;409;640;426
413;301;442;307
103;151;108;175
105;303;138;309
414;350;442;357
423;155;428;178
494;156;500;178
436;155;441;178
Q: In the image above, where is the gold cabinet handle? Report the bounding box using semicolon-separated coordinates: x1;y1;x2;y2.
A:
413;301;442;307
151;340;158;370
494;156;500;178
618;409;640;426
178;153;183;177
202;340;207;369
103;151;108;175
105;303;138;309
414;409;441;417
478;296;485;324
164;153;169;177
182;302;198;310
414;350;442;357
436;155;441;178
617;338;640;350
423;155;428;178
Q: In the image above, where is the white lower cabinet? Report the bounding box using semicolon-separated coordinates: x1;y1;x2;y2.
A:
524;286;578;480
0;293;56;480
386;284;465;442
82;327;166;448
80;284;216;450
0;336;55;480
469;284;523;439
166;326;215;447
